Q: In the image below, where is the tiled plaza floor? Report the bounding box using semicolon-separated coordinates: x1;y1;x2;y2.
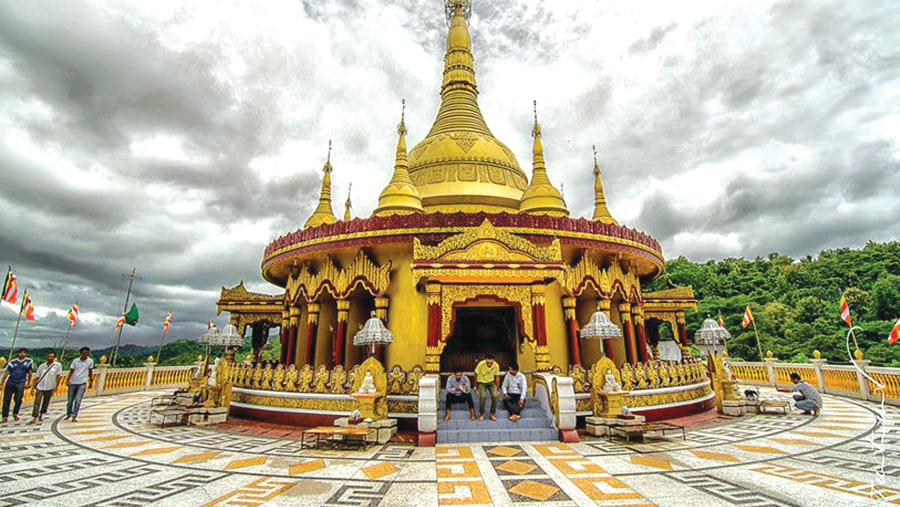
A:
0;388;896;506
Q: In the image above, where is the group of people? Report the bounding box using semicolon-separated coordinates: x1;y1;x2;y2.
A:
0;347;95;424
444;354;529;423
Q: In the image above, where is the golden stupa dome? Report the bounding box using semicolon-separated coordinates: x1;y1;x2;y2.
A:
407;1;528;214
519;103;569;217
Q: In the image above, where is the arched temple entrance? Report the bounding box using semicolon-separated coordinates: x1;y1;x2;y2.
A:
440;306;519;373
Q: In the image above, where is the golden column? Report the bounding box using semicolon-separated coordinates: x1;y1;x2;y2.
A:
304;303;320;366
562;296;581;367
426;282;442;373
334;299;350;367
374;296;389;364
619;302;637;364
288;306;301;366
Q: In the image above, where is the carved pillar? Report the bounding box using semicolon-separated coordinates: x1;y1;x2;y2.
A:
619;303;636;365
374;296;389;364
634;305;648;363
531;284;549;371
598;298;615;362
288;306;301;366
562;297;581;367
279;308;290;364
426;282;442;373
676;311;688;348
334;299;350;367
305;303;320;366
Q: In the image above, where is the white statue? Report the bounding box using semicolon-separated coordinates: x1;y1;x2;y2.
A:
621;405;631;415
207;358;220;387
358;371;376;394
602;369;621;392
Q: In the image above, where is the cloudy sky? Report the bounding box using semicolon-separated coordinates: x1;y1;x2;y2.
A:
0;0;898;350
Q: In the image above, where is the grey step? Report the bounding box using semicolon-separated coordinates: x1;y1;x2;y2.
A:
439;417;552;430
436;428;558;443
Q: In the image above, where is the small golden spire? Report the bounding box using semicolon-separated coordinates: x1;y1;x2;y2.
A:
343;183;352;221
304;140;338;228
591;145;618;225
519;101;568;217
375;100;424;216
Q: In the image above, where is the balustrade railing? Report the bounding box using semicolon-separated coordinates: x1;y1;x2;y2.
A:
560;358;709;395
731;355;900;406
230;362;426;396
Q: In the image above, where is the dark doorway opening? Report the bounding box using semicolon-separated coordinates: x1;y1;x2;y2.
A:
440;306;518;373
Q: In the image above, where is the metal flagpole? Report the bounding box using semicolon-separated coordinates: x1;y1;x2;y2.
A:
7;305;23;360
58;325;72;365
112;268;138;366
155;328;168;366
751;318;764;361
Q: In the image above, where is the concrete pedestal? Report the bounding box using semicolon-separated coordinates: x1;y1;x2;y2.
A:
585;415;646;437
722;399;746;416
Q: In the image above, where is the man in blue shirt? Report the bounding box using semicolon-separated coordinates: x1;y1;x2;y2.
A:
444;370;475;421
1;348;34;423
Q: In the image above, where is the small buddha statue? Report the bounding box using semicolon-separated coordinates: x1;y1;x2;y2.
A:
358;371;376;394
602;370;621;392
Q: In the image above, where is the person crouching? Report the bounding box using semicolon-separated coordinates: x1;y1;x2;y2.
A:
502;363;527;423
444;371;475;421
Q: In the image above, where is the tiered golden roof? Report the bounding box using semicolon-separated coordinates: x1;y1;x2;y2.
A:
407;0;527;213
591;146;618;225
303;141;338;228
519;102;569;217
374;102;424;216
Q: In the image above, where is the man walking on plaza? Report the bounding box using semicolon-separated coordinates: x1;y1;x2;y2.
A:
501;363;527;422
789;372;822;415
65;347;94;422
1;348;33;423
444;370;475;421
30;351;62;424
474;354;499;422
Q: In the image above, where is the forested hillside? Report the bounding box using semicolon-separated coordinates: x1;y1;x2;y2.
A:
647;241;900;365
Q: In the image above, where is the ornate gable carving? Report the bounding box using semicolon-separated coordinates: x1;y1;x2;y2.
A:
285;249;391;304
566;251;642;302
413;219;561;262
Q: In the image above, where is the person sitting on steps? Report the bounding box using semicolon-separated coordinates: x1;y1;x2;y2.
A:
502;363;527;422
474;354;500;422
444;370;475;421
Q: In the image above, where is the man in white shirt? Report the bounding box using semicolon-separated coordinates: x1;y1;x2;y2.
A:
65;347;94;422
501;363;527;422
30;351;62;424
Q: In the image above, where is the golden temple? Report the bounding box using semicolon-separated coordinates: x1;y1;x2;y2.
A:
216;0;704;436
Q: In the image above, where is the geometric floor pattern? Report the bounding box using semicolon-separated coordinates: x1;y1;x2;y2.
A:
0;388;896;506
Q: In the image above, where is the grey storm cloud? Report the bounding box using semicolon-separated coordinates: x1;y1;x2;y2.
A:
0;0;898;350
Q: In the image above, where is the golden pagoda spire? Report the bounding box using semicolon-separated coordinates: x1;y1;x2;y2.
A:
374;100;424;216
426;0;492;137
591;145;618;225
519;101;569;217
343;183;352;221
303;140;338;228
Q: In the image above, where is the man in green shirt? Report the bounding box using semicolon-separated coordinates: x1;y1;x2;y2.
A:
474;354;500;421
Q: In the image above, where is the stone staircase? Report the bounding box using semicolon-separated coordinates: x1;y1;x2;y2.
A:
436;390;558;443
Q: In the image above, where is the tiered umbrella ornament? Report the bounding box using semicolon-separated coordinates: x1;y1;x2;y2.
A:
580;304;623;340
353;311;394;356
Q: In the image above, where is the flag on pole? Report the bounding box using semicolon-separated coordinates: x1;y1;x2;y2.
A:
123;303;139;326
2;269;18;307
889;318;900;345
163;310;172;334
67;302;79;327
742;305;754;328
839;291;852;327
20;291;34;321
115;315;125;329
718;313;726;328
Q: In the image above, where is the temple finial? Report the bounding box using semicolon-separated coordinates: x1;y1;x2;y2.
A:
532;100;541;138
304;141;338;228
445;0;472;23
374;102;423;216
343;183;352;221
519;101;568;217
398;99;407;135
591;146;618;225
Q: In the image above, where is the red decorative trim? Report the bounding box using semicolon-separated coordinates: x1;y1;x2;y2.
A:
427;303;441;348
604;339;616;363
677;322;688;347
635;321;648;363
629;395;716;422
559;429;580;443
286;325;298;366
333;320;346;367
305;321;318;365
417;432;436;447
532;303;547;347
623;322;636;364
567;317;582;367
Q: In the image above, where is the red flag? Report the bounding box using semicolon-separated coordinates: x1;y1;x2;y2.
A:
718;314;726;328
2;269;18;305
115;315;125;329
839;292;852;327
67;302;79;327
742;305;754;328
163;310;172;334
889;318;900;345
20;291;34;321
